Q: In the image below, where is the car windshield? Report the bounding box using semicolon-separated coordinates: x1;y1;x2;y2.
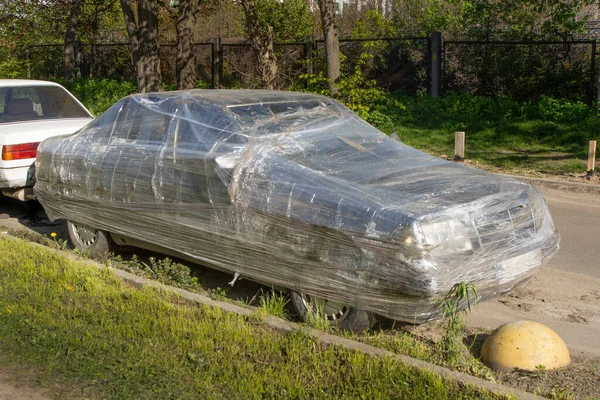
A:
0;85;90;124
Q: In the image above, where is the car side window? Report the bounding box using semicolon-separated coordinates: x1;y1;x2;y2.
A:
129;112;171;145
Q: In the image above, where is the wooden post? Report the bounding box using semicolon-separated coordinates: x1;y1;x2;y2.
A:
455;131;465;161
587;140;596;176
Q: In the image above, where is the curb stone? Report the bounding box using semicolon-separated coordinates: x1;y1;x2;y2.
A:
508;174;600;195
6;237;549;400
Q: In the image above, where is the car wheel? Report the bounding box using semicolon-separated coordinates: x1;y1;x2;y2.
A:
289;290;372;334
67;220;118;256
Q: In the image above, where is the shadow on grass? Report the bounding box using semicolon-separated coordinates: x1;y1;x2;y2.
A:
465;333;489;358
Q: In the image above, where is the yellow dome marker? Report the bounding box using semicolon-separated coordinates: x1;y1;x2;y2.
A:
481;320;571;371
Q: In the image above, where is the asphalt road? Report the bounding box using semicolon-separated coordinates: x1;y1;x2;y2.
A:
544;187;600;278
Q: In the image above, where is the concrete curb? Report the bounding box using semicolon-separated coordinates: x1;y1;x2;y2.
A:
508;174;600;195
12;238;548;400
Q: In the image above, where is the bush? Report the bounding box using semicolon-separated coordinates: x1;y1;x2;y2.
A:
0;58;30;79
536;96;592;123
59;78;137;116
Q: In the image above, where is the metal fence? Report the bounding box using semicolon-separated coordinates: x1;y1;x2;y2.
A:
20;33;600;104
443;40;597;104
314;37;430;96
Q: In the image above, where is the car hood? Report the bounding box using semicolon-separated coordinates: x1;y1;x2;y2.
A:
0;118;93;145
231;128;539;242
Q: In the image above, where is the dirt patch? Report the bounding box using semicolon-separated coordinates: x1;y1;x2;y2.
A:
0;364;52;400
407;322;600;399
494;357;600;400
457;158;600;187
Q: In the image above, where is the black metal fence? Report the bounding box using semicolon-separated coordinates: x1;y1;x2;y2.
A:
443;40;597;104
20;32;600;104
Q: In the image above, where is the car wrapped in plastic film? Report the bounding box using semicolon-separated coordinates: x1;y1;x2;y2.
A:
34;90;560;331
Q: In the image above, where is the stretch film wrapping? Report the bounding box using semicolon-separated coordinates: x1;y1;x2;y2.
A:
35;90;559;322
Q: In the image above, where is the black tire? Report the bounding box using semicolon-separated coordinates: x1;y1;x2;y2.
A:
67;220;118;256
289;290;373;334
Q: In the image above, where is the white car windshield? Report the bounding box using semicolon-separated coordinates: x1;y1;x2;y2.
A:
0;85;90;124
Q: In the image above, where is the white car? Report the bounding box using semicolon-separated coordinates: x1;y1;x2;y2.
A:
0;80;93;200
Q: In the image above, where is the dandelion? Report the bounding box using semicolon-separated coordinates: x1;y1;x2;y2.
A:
50;232;57;238
7;309;11;314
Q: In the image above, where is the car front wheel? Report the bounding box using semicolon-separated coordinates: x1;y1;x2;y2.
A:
67;220;118;256
289;290;372;334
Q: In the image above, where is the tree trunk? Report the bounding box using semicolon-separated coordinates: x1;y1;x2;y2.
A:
176;0;198;90
317;0;340;94
121;0;140;77
136;0;162;92
241;0;278;90
63;0;82;81
120;0;162;93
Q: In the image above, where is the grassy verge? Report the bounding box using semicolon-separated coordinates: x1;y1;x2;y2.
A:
0;235;503;400
387;94;599;177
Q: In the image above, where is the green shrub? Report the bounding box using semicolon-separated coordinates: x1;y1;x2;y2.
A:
536;95;593;123
296;52;407;131
0;58;30;79
59;78;137;116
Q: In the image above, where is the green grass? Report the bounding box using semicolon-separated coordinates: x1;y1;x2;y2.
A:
257;288;290;319
387;94;599;177
0;235;504;399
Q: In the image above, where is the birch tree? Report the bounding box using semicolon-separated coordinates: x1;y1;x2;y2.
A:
317;0;340;94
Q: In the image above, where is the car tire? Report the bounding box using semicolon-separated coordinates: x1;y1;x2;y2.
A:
67;220;118;256
289;290;373;334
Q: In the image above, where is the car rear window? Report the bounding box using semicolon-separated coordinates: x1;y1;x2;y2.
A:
0;85;90;123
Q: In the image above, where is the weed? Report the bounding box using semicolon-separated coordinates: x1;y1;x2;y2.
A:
303;299;334;332
534;364;547;378
547;386;575;400
49;232;68;251
209;286;228;299
115;254;203;293
257;288;290;320
441;282;478;332
436;282;493;380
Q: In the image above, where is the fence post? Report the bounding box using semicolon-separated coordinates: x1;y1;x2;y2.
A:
590;40;596;106
587;140;596;176
430;31;442;98
212;37;222;89
455;131;465;161
26;47;31;79
595;40;600;106
305;35;314;75
305;35;314;89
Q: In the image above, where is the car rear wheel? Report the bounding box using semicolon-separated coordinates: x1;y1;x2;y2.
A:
67;220;118;256
289;290;372;334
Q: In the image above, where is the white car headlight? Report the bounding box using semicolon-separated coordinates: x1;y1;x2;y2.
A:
418;219;473;256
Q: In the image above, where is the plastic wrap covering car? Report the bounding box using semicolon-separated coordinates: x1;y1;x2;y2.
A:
34;90;560;322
